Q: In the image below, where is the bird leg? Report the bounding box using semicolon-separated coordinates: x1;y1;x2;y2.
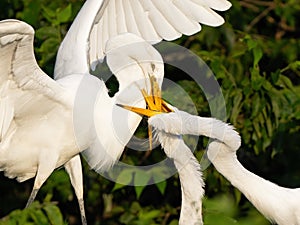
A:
26;188;39;208
64;155;87;225
78;198;87;225
26;154;58;208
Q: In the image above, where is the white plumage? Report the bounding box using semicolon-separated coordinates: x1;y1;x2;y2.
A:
0;20;164;224
54;0;231;79
155;130;204;225
149;110;300;225
0;0;232;223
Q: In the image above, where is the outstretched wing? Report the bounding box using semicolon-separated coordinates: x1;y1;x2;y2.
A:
54;0;231;79
0;19;67;140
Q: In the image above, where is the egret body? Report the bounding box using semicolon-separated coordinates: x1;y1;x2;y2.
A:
0;20;163;225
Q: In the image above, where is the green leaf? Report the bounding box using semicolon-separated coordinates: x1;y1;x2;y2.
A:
138;209;161;221
271;70;280;84
250;68;265;91
38;37;60;66
29;209;49;225
244;35;257;50
230;89;243;124
42;5;56;23
43;204;64;225
253;46;263;67
134;169;151;198
134;186;145;200
134;169;151;186
19;1;41;26
35;26;60;40
154;181;167;195
112;169;134;191
57;4;72;24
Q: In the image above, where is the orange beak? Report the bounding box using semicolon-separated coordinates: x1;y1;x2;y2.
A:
116;76;173;117
117;76;173;151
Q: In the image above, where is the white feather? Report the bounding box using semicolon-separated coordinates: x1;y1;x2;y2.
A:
54;0;231;79
115;0;127;34
150;109;300;225
156;131;204;225
0;20;164;224
149;110;241;151
150;0;201;36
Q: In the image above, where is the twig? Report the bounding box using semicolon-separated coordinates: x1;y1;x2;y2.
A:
246;4;276;32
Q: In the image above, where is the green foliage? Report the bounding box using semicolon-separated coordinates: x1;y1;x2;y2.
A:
0;0;299;224
0;202;65;225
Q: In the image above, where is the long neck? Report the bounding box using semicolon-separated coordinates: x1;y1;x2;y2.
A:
208;141;298;225
79;79;144;172
157;132;204;225
54;0;104;78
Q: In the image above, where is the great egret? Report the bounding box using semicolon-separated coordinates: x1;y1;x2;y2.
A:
147;110;300;225
0;20;164;225
52;0;231;223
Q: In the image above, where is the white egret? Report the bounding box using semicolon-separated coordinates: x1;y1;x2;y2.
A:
0;20;164;225
148;110;300;225
156;130;205;225
0;20;207;225
119;84;205;225
1;0;233;223
52;0;231;223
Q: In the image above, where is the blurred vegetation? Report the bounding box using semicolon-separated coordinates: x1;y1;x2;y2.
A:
0;0;299;224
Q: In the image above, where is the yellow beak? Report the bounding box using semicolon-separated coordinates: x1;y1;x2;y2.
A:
117;76;173;117
116;76;173;152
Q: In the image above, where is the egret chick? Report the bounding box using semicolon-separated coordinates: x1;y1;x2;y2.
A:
149;110;300;225
118;85;204;225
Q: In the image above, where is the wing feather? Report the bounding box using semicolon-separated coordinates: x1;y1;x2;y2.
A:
150;0;200;36
123;0;141;36
55;0;231;78
129;0;160;42
0;96;14;141
107;0;118;37
0;20;66;137
88;0;231;69
101;8;110;62
115;0;127;33
191;0;232;11
139;0;181;41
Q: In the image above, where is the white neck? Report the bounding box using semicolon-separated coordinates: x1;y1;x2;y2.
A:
54;0;104;78
208;141;300;225
157;131;204;225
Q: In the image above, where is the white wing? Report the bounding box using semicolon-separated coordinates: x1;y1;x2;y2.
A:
54;0;231;79
0;19;66;139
